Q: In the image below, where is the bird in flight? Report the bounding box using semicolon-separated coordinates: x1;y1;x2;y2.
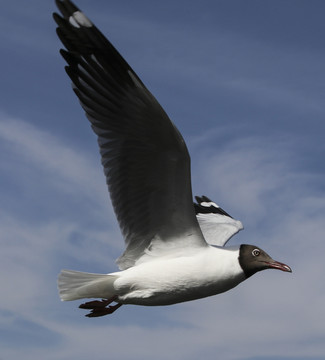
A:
53;0;292;317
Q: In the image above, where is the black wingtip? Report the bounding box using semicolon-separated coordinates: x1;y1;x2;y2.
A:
55;0;80;18
201;195;212;202
194;195;233;218
195;195;212;204
52;12;63;26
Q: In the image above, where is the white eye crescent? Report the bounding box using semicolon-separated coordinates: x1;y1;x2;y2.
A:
252;249;260;257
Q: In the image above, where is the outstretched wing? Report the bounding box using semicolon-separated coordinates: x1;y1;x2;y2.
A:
194;196;243;247
53;0;206;269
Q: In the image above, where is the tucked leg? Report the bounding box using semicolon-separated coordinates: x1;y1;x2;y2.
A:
79;296;122;317
79;297;116;309
85;303;123;317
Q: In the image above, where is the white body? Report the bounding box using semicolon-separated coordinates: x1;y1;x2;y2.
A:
59;246;245;306
114;245;244;305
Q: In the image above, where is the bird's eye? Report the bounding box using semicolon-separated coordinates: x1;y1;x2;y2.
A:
252;249;260;257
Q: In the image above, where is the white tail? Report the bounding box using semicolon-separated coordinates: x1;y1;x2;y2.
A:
58;269;118;301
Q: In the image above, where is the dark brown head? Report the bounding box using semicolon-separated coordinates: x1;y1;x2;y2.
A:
239;244;292;278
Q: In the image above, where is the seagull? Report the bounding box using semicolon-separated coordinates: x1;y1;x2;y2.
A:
53;0;292;317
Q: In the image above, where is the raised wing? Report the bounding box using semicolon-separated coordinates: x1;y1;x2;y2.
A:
53;0;206;269
194;196;243;247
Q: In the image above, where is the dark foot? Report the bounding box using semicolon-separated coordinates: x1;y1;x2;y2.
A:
85;303;123;317
79;296;122;317
79;298;115;309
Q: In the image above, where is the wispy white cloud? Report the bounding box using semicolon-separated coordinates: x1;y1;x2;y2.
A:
0;113;110;209
0;113;122;314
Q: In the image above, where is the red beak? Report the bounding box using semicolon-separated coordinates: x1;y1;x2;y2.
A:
265;260;292;273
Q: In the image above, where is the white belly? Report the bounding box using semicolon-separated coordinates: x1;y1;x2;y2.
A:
112;246;245;306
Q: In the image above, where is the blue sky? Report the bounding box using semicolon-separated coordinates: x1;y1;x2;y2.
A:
1;0;325;359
